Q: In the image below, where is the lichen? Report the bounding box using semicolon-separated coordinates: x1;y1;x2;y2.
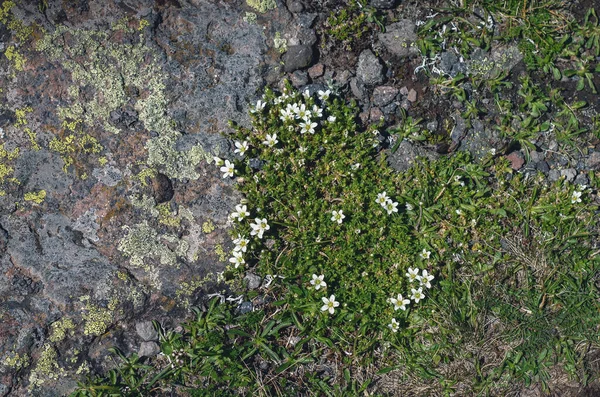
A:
274;32;287;54
0;143;20;195
24;190;46;204
49;317;75;343
79;295;113;337
48;121;103;173
243;12;257;23
214;244;227;262
202;220;215;233
158;203;182;227
28;344;63;388
4;45;25;71
2;351;29;370
246;0;277;13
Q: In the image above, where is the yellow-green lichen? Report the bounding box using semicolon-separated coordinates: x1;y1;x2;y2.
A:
24;128;40;150
137;167;157;186
4;45;25;71
175;275;215;308
49;317;75;343
243;12;257;23
157;203;181;227
48;124;103;173
202;220;215;233
0;1;34;43
214;244;227;262
138;19;150;31
79;295;113;336
273;32;287;54
14;106;32;127
247;0;276;13
24;190;46;204
2;351;29;370
28;344;63;388
0;144;20;194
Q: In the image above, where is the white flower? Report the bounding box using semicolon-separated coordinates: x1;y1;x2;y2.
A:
406;203;414;211
287;103;300;115
295;104;310;120
351;163;361;170
327;115;336;123
298;146;307;153
312;105;323;118
303;89;311;99
454;175;464;186
410;287;425;303
388;318;400;333
418;269;434;289
419;249;431;260
376;192;389;206
331;210;345;224
455;209;462;215
230;204;250;221
262;133;278;147
220;160;235;178
233;235;249;253
250;218;270;239
250;99;266;113
389;294;410;311
300;121;317;135
318;89;331;101
229;251;245;268
234;141;249;156
280;108;293;122
310;274;327;290
321;295;339;314
406;267;420;282
384;200;399;215
571;190;582;204
212;156;224;166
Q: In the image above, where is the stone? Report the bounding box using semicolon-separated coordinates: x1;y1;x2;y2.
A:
505;151;525;171
587;151;600;169
381;102;398;116
536;161;550;174
138;341;160;357
296;13;317;28
286;0;303;13
440;51;467;77
372;86;399;107
407;88;417;102
370;0;396;8
152;173;174;203
370;107;384;122
387;140;439;172
560;168;577;182
244;273;262;290
336;69;353;87
136;321;159;342
378;20;419;59
290;70;309;87
283;45;314;72
548;169;561;182
399;86;409;96
238;301;253;314
308;63;324;79
574;173;589;186
350;77;366;100
356;49;384;85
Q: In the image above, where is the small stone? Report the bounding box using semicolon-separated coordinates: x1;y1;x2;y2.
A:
286;0;303;13
399;86;409;96
238;301;253;314
244;273;262;290
296;13;317;28
407;88;417;102
370;0;396;8
356;49;384;85
587;151;600;169
138;341;160;357
336;69;352;86
372;86;399;107
136;321;159;342
381;101;398;116
574;173;589;186
505;151;525;170
290;70;309;87
560;168;576;182
548;169;561;182
283;45;313;72
308;63;324;79
536;161;550;174
350;77;366;100
378;20;419;59
426;120;438;132
370;107;384;122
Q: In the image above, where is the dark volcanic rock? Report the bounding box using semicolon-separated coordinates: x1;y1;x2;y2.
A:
283;45;314;72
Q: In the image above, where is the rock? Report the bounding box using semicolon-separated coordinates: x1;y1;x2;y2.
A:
387;140;439;172
378;20;419;59
286;0;304;13
399;86;409;96
467;45;523;79
138;341;160;357
290;70;309;87
574;173;589;186
238;301;253;314
407;88;417;102
426;120;438;132
244;273;262;290
308;63;324;79
296;13;317;28
136;321;158;342
336;69;353;87
381;102;398;116
548;169;561;182
587;151;600;169
370;107;384;122
372;86;399;107
370;0;396;8
560;168;577;182
356;49;384;85
283;45;314;72
350;77;367;100
440;51;467;77
505;151;525;171
536;161;550;174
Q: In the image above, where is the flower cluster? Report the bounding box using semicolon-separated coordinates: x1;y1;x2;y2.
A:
376;192;399;215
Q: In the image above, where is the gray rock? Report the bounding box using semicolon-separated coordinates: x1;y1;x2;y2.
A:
560;168;577;182
350;77;367;100
296;13;317;28
440;51;466;77
336;69;353;87
290;70;309;87
387;140;439;172
238;301;253;314
399;86;409;96
283;45;314;72
574;173;589;186
407;88;417;102
244;273;262;290
548;169;561;182
536;161;550;174
381;102;398;116
138;341;161;357
372;86;399;107
356;49;384;85
378;20;419;59
14;150;71;196
370;0;396;8
136;321;159;342
587;151;600;169
426;120;438;132
286;0;304;13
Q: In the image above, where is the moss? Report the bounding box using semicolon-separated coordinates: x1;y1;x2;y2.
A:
202;220;215;233
28;344;63;388
79;295;113;336
2;351;29;370
247;0;277;13
24;190;46;204
49;317;75;343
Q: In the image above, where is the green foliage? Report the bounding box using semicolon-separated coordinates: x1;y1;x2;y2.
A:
323;0;384;51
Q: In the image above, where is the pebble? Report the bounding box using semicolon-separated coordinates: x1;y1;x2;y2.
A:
244;273;262;290
372;86;399;107
505;151;525;170
356;49;384;85
308;63;324;79
136;321;159;342
283;45;313;72
290;70;309;87
560;168;576;182
138;341;160;357
407;88;417;102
